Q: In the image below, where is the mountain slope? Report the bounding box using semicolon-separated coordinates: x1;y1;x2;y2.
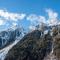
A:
5;30;52;60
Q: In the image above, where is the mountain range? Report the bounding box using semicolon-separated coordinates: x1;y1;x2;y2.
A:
0;24;60;60
4;24;60;60
0;26;25;49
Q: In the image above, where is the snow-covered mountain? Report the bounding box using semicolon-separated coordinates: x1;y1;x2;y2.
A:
0;24;60;60
0;26;26;60
4;24;60;60
0;26;26;49
0;23;59;49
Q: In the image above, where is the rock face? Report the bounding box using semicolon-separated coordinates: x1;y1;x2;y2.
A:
44;34;60;60
5;30;53;60
53;34;60;60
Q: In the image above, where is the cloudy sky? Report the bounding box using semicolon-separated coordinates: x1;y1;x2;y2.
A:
0;0;60;31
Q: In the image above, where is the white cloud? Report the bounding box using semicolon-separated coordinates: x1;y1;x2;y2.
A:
38;16;46;23
12;22;17;26
0;9;26;27
0;19;5;25
27;14;46;31
27;14;39;27
46;9;59;26
47;19;58;26
46;9;58;19
27;9;59;27
0;8;60;31
27;14;39;22
0;9;26;21
10;22;17;30
27;14;46;25
29;25;36;31
27;9;60;31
